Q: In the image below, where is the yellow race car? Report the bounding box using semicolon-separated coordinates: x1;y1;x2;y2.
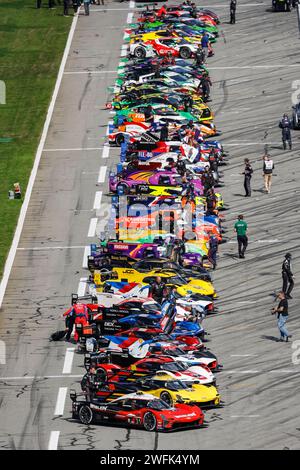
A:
137;374;221;408
130;30;203;46
93;267;216;297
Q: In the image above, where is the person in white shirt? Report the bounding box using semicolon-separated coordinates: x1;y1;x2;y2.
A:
262;154;274;194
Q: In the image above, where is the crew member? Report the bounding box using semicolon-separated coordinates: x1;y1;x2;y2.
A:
279;113;292;150
271;291;292;342
198;72;212;101
282;253;294;299
64;303;89;341
242;158;253;197
230;0;237;24
262;154;274;194
208;235;218;270
150;276;166;304
201;33;210;62
194;45;205;67
160;122;169;141
234;214;248;259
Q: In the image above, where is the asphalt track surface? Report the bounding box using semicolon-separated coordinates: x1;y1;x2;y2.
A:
0;0;300;451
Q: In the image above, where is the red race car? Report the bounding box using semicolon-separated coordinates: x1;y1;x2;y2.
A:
70;391;204;431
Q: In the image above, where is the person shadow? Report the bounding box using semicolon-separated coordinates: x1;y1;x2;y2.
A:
261;335;281;342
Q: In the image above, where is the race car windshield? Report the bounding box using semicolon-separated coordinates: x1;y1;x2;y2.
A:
148;399;171;410
163;380;188;390
163;362;184;372
166;276;186;286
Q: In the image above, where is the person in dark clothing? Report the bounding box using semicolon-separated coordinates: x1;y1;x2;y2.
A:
160;123;169;141
208;235;218;269
272;291;292;342
206;189;217;215
198;73;212;101
176;156;187;176
282;253;294;299
194;45;205;67
144;105;154;122
230;0;237;24
37;0;42;7
242;158;253;197
279;113;292;150
63;0;69;15
150;277;166;304
183;94;193;112
65;308;76;341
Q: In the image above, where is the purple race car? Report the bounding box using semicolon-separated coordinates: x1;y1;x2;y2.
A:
109;170;203;195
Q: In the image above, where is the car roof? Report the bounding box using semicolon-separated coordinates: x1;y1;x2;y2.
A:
112;392;156;402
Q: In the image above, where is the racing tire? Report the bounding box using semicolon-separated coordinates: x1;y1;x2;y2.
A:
179;47;191;59
115;133;125;146
117;183;130;195
134;46;147;59
143;412;157;432
79;405;93;425
160;391;173;407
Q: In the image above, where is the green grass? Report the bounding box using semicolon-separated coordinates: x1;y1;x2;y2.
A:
0;1;72;277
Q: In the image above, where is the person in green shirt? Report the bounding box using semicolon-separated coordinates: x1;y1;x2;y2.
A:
234;214;248;258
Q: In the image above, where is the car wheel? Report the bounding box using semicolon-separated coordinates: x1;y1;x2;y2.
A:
143;411;157;431
160;391;173;407
134;46;146;59
115;133;125;146
79;405;93;425
117;183;129;195
179;47;191;59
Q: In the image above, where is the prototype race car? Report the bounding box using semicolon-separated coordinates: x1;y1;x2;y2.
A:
70;391;204;430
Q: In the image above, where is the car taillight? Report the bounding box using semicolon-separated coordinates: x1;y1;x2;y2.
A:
210;361;217;370
207;303;214;311
105;103;112;109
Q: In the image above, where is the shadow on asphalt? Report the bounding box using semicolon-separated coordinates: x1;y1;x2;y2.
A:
261;335;280;342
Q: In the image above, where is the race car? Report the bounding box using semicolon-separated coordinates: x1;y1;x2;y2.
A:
134;375;221;408
91;267;216;298
70;391;204;430
130;38;198;60
109;169;203;195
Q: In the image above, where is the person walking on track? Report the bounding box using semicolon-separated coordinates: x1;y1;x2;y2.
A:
282;253;294;299
272;291;292;342
262;154;274;194
242;158;253;197
234;214;248;259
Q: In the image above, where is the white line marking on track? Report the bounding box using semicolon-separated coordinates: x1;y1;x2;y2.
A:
0;10;80;309
43;147;104;152
54;387;68;416
0;375;83;381
230;354;258;357
210;65;300;69
87;218;98;238
127;12;134;23
98;166;107;183
93;191;102;210
62;348;75;375
102;146;110;159
77;278;87;297
82;247;91;268
230;415;260;418
106;121;113;135
225;370;260;374
48;431;60;450
17;245;86;251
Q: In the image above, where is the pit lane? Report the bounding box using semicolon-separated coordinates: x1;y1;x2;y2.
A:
0;0;300;450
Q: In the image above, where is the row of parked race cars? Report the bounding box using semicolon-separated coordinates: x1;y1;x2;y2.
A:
61;3;229;432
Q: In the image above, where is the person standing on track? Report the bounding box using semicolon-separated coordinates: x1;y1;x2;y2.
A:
230;0;237;24
279;113;292;150
262;154;274;194
282;253;294;299
242;158;253;197
208;235;218;270
271;291;292;342
201;33;210;62
83;0;90;15
234;214;248;259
